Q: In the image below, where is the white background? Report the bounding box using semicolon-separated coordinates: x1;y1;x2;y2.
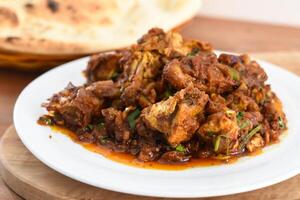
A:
199;0;300;27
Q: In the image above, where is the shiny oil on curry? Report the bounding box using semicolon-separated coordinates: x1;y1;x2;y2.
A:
49;125;265;170
38;28;287;169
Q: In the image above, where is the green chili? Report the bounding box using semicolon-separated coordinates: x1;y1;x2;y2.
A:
239;124;262;150
228;67;240;81
214;135;221;152
127;108;141;129
187;48;200;57
175;144;186;153
278;116;285;129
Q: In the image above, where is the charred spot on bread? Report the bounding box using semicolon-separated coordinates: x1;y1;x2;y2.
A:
47;0;59;13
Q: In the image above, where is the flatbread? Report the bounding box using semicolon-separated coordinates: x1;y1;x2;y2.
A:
0;49;81;69
0;0;201;55
0;58;67;70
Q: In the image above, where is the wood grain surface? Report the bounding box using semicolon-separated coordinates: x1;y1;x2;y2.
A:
0;16;299;199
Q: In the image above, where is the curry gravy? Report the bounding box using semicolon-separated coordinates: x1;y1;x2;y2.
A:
50;126;262;170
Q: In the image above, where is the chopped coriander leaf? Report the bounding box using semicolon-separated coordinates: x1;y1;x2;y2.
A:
239;124;262;150
111;71;119;79
83;124;95;131
127;108;141;129
97;122;105;128
163;89;172;98
278;116;285;129
44;118;53;125
187;48;200;56
228;67;240;81
39;116;53;126
236;111;244;121
163;85;175;99
99;136;109;144
207;131;216;137
87;124;94;130
175;144;186;152
214;135;221;152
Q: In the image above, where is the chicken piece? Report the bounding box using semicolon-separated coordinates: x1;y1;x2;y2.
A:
199;112;240;140
207;64;237;94
190;52;218;79
226;90;260;112
262;92;287;141
136;28;213;59
246;134;265;152
101;108;131;143
242;61;268;88
199;111;240;153
136;28;188;58
86;80;120;99
159;151;191;163
138;145;161;162
251;86;267;105
162;59;194;90
207;93;227;114
218;53;267;88
142;85;208;146
84;52;122;83
243;112;263;127
44;80;122;128
43;83;102;128
136;118;158;139
218;54;268;88
190;52;238;94
120;51;161;106
218;53;250;66
163;52;238;94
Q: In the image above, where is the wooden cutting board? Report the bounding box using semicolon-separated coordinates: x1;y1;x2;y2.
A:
1;126;300;200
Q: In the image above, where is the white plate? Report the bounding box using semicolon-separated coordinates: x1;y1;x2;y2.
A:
14;51;300;198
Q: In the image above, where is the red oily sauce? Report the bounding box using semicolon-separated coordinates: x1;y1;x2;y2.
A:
47;126;265;170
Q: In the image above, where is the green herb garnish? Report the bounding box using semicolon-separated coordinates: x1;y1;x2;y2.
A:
99;136;109;144
127;108;141;129
87;124;94;130
236;111;244;121
236;112;250;129
39;116;53;126
239;124;262;150
214;135;230;154
214;135;221;152
187;48;200;57
207;131;216;137
175;144;186;152
97;122;105;128
111;71;119;79
278;116;285;129
228;67;240;81
163;89;173;98
45;118;53;125
83;124;94;132
163;85;175;99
